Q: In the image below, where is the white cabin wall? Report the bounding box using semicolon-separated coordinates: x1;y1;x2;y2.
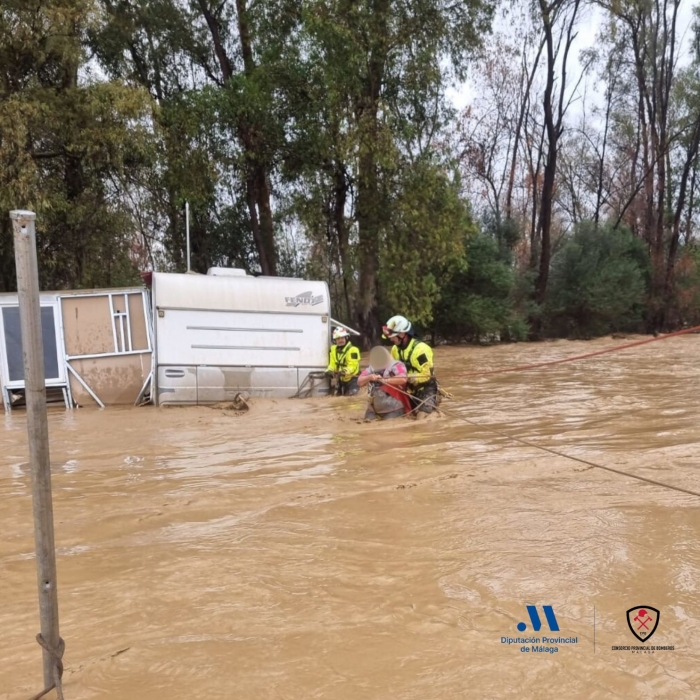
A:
152;272;331;403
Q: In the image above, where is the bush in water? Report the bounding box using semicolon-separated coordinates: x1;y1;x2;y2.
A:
432;233;528;343
546;222;648;338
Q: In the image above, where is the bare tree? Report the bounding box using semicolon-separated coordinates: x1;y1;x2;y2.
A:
600;0;700;328
532;0;582;320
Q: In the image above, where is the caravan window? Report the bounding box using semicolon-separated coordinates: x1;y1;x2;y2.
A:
2;306;60;381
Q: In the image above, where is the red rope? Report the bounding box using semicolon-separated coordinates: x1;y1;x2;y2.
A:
458;325;700;378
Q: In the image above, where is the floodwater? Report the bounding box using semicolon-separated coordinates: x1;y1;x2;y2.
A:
2;336;700;699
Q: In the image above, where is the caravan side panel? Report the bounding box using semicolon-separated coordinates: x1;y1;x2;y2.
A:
196;366;300;402
153;273;330;403
157;366;197;405
156;310;328;368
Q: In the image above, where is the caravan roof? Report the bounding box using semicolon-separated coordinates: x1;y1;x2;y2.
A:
152;272;330;315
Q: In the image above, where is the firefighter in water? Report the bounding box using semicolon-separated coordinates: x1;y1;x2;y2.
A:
326;327;361;396
382;315;438;413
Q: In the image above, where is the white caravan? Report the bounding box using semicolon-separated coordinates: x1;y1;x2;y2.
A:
152;269;331;404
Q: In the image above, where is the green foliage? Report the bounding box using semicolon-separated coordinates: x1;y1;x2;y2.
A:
2;0;697;345
546;222;648;338
286;0;495;339
379;159;470;325
432;233;528;343
0;0;153;290
482;215;521;264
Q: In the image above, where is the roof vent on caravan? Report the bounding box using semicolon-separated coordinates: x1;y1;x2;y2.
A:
207;267;247;277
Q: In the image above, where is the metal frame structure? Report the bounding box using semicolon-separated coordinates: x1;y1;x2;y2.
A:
135;288;154;406
60;290;152;408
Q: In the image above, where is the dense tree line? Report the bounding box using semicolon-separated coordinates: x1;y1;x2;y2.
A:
2;0;700;343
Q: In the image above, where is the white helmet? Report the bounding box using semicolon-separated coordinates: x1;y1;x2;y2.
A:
383;315;412;337
332;327;350;341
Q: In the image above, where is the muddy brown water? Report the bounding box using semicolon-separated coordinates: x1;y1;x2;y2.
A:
2;337;700;699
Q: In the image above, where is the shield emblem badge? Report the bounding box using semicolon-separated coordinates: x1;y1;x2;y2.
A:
627;606;660;642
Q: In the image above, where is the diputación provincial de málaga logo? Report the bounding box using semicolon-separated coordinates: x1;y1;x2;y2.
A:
501;606;578;654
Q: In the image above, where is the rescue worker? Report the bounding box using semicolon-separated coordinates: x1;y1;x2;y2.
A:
382;315;438;414
326;327;361;396
357;346;411;420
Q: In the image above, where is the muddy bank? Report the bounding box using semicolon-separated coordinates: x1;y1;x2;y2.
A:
2;336;700;699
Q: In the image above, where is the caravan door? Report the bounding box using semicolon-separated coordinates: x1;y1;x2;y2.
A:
0;297;67;410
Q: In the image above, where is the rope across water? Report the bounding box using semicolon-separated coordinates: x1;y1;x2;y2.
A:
434;404;700;500
22;328;698;700
383;327;700;500
457;324;700;378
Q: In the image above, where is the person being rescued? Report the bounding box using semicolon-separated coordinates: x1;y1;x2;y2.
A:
326;327;361;396
357;346;413;421
383;315;438;414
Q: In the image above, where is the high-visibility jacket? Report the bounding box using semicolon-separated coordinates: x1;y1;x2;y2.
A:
391;338;434;385
327;341;361;382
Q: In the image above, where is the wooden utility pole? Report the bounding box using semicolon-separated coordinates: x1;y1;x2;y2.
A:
10;210;64;698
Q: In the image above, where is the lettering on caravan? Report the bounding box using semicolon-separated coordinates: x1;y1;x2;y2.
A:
285;291;324;307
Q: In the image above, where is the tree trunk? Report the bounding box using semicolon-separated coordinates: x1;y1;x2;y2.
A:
531;0;579;336
353;0;389;345
356;147;382;345
506;39;545;221
333;160;353;320
235;0;277;275
594;59;616;228
253;164;277;275
0;219;16;292
533;1;558;315
245;175;273;275
62;45;85;287
664;120;700;311
526;123;545;271
169;191;183;272
198;0;277;275
618;0;681;331
684;155;698;246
